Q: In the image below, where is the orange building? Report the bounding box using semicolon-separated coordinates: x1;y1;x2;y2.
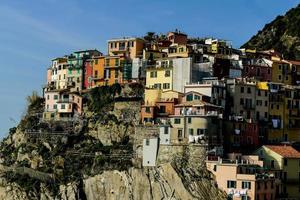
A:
107;37;144;59
103;55;125;85
91;56;106;87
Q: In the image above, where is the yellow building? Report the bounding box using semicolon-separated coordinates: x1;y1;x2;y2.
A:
146;59;173;91
271;60;292;85
268;83;300;142
168;44;192;58
143;49;167;61
255;145;300;198
107;37;144;59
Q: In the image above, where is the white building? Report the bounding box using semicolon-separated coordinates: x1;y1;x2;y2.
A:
142;138;159;166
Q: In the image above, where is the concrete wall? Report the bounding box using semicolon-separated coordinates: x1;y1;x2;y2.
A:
143;138;159;166
173;58;192;93
159;126;171;145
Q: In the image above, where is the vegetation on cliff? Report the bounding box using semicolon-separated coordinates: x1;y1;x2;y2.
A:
242;4;300;60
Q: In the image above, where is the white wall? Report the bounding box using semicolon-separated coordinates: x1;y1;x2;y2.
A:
172;58;192;93
159;126;171;145
143;138;159;166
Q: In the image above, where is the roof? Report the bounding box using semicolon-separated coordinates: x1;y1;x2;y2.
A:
265;145;300;159
287;60;300;66
175;100;221;108
184;91;210;97
107;37;144;42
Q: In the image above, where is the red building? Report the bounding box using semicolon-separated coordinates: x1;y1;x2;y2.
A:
242;58;272;82
224;120;260;154
84;59;93;89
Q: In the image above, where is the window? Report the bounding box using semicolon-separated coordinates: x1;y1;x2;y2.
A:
286;76;289;81
61;104;65;109
164;127;168;134
53;104;57;109
159;106;166;113
189;128;194;135
242;181;251;189
279;64;282;70
188;117;192;123
197;129;205;135
268;68;271;74
105;69;111;79
264;182;267;189
145;139;150;146
265;91;268;96
187;94;193;101
277;105;280;110
145;107;151;113
174;118;181;124
154;83;161;89
265;101;268;106
150;71;157;78
227;180;236;188
257;67;261;76
278;75;282;80
95;59;98;65
47;95;50;100
178;130;183;138
241;87;244;93
165;70;170;77
115;70;119;78
258;90;261;96
247;87;251;94
46;104;49;109
240;98;244;105
115;58;119;66
95;70;98;77
105;59;110;66
163;83;170;89
271;181;274;189
241;196;249;200
119;42;125;50
54;95;58;100
284;158;288;166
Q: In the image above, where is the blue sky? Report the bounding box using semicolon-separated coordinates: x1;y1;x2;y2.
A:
0;0;299;138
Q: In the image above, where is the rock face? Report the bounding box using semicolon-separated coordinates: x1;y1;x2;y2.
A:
83;163;225;200
242;4;300;60
0;96;226;200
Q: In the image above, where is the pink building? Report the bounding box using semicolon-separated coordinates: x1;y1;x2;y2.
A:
84;59;93;89
44;89;83;120
242;58;272;82
206;154;280;200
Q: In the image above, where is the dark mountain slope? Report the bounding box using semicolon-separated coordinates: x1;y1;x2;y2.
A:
242;4;300;60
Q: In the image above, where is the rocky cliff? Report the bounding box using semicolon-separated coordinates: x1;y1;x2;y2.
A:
0;89;226;200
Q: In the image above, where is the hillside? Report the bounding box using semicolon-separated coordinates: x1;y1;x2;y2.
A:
242;4;300;60
0;87;226;200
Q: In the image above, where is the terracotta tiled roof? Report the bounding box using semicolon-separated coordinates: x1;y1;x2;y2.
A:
265;145;300;158
287;60;300;66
